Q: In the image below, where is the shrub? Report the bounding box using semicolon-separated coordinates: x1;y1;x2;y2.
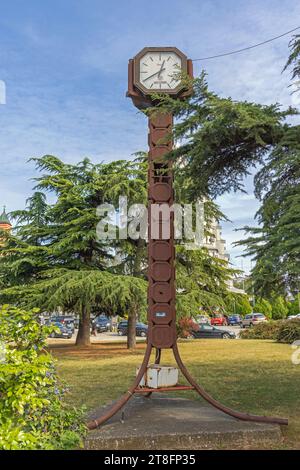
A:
240;321;283;340
177;317;199;338
276;319;300;344
0;305;86;450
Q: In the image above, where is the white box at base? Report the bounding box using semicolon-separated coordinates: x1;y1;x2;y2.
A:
136;365;178;388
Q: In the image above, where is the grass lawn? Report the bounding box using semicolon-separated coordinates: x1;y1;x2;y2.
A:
50;339;300;449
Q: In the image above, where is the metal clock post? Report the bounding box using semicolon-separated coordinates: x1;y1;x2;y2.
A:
88;47;288;430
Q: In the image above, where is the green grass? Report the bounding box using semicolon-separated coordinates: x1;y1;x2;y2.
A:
51;339;300;449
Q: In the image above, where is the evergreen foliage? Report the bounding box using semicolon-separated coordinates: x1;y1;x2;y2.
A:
225;294;252;316
253;298;272;318
148;72;295;198
235;126;300;298
284;34;300;90
271;296;289;320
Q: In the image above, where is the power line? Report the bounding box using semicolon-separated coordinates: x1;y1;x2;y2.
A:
192;26;300;61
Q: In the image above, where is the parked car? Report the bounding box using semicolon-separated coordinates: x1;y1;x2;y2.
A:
48;321;72;339
210;314;228;326
227;314;242;326
93;315;112;333
192;324;236;339
117;321;148;337
195;315;210;325
242;313;267;328
50;316;75;333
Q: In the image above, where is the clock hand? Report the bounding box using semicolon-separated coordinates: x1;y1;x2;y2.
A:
158;60;165;79
143;68;166;82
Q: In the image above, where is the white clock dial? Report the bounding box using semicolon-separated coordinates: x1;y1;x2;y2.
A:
139;51;182;91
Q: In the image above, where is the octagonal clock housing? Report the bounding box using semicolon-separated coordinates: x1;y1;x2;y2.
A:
133;47;188;96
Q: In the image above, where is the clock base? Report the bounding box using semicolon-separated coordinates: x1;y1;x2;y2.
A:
87;343;288;430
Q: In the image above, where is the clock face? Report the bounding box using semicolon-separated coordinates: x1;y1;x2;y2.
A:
138;50;183;92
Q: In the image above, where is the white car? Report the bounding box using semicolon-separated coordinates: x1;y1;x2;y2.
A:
242;313;267;328
288;314;300;320
195;315;210;325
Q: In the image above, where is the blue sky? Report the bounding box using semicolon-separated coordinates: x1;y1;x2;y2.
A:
0;0;299;272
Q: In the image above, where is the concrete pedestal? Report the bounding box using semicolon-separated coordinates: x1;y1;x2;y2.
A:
85;395;282;450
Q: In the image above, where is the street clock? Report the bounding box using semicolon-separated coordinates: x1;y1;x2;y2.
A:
134;47;187;94
127;46;193;108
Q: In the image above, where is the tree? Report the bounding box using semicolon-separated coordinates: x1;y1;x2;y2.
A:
271;296;288;320
287;295;300;316
225;294;252;316
0;156;148;347
232;41;300;298
235;126;300;297
148;72;295;199
253;298;272;318
284;34;300;91
147;71;298;299
2;269;147;348
0;192;51;291
176;245;235;318
1;151;240;346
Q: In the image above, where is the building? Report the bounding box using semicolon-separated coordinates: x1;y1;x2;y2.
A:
204;219;245;295
203;220;230;262
0;206;12;232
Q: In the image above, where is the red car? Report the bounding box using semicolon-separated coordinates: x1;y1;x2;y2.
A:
210;314;228;326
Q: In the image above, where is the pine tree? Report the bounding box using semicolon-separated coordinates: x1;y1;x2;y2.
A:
0;156;148;347
284;33;300;91
1;152;239;347
235;126;300;297
148;72;295;198
176;245;235;318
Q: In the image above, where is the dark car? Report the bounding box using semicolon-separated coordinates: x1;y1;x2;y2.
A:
93;316;112;333
228;314;242;326
192;324;236;339
50;316;75;333
48;321;72;339
117;321;148;337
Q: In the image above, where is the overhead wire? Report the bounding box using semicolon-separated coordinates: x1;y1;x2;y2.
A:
192;26;300;61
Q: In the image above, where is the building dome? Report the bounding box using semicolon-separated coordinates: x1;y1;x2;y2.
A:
0;206;12;231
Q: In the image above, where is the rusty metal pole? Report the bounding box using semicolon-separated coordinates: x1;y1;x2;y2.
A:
147;112;177;350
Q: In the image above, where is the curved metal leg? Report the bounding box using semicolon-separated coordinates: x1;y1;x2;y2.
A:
172;343;288;426
144;348;161;398
87;343;152;430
